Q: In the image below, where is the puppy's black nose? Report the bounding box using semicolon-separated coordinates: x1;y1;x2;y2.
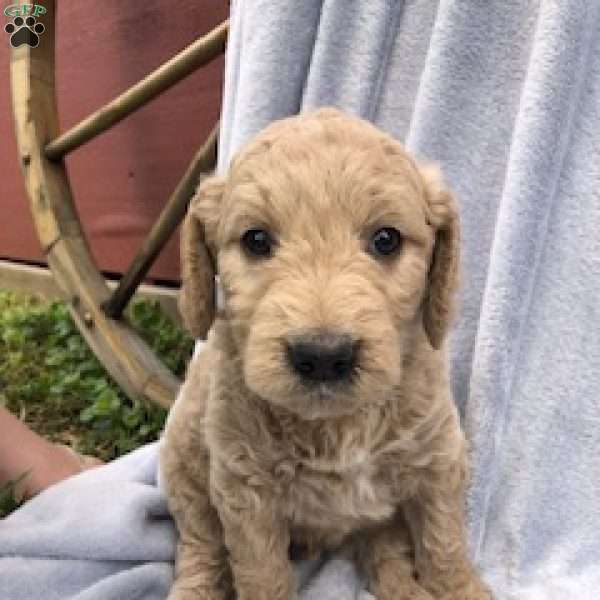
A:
286;332;358;383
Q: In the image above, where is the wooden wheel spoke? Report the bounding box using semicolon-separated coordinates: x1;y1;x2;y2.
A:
103;122;219;319
44;20;228;161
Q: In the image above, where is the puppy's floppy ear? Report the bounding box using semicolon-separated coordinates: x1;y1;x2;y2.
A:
179;176;225;339
420;164;460;349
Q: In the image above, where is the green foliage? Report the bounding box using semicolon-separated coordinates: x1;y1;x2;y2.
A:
128;299;194;376
0;291;193;461
0;472;28;518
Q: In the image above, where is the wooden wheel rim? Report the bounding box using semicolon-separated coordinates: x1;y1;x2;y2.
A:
9;1;182;408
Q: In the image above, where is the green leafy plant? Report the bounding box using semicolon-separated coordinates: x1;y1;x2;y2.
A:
0;291;193;462
128;298;193;376
0;472;28;518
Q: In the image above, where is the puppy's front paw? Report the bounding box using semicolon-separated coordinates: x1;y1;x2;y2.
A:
369;570;434;600
438;575;491;600
376;582;434;600
167;585;228;600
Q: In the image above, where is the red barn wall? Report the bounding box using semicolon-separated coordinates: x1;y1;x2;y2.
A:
0;0;228;282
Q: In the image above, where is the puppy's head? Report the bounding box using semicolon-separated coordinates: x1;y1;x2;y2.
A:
180;108;459;419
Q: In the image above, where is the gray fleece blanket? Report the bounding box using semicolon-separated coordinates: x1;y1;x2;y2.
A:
2;1;600;598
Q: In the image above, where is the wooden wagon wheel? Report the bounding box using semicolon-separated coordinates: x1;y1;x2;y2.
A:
9;1;227;408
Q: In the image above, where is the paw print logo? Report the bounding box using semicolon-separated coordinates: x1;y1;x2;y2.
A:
5;15;45;48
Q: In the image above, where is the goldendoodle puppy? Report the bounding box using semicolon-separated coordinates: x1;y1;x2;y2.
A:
161;108;490;600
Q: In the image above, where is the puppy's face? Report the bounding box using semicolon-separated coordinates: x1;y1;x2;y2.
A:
182;110;458;419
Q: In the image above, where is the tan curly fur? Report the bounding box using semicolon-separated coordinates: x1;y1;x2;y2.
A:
161;108;491;600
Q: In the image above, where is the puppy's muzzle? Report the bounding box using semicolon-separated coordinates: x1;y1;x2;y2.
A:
286;331;358;383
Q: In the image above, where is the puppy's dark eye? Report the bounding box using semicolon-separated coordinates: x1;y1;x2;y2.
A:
369;227;403;257
241;229;273;257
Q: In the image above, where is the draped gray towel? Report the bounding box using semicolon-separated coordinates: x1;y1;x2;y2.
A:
2;2;600;599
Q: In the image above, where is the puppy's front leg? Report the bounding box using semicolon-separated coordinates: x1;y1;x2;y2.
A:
161;442;231;600
359;514;434;600
213;464;295;600
406;465;490;600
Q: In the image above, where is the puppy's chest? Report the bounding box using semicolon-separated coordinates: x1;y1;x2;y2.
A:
284;446;398;529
